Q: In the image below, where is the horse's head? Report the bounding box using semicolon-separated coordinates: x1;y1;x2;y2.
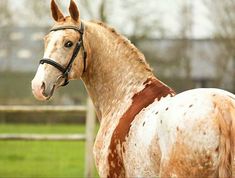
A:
32;0;87;100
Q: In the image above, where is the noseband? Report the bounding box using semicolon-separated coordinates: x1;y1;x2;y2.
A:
39;22;87;86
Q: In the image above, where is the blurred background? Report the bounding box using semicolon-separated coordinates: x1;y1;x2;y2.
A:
0;0;234;177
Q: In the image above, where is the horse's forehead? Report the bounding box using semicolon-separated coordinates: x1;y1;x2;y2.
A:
47;30;64;40
45;29;77;46
43;31;65;59
44;30;64;49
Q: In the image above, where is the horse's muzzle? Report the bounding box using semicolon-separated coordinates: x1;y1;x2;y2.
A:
31;79;55;101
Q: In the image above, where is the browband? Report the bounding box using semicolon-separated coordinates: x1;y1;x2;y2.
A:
50;24;84;34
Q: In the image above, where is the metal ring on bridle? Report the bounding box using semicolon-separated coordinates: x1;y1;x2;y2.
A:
39;22;87;86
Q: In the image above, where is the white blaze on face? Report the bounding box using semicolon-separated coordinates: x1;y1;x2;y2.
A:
31;30;64;100
34;64;45;82
43;31;64;59
31;64;47;100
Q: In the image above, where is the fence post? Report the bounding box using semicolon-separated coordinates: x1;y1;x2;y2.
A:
84;97;96;177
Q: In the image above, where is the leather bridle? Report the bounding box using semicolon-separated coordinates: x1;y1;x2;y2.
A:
39;22;87;86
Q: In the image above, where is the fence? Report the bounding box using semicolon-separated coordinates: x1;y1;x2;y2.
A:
0;98;96;178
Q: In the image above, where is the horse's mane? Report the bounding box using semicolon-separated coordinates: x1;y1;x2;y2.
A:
90;20;152;72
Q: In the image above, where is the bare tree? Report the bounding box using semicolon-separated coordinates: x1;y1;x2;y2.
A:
23;0;50;26
119;0;164;44
99;0;107;22
80;0;109;22
177;1;193;86
204;0;235;90
0;0;13;71
0;0;12;26
80;0;164;44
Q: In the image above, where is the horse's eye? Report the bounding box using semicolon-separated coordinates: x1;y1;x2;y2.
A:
64;41;73;48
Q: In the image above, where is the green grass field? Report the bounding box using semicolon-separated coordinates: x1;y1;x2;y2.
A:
0;124;98;178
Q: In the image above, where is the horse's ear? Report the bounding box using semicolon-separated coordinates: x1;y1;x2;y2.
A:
51;0;65;22
69;0;80;22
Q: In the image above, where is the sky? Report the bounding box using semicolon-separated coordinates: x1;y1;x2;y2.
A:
8;0;214;39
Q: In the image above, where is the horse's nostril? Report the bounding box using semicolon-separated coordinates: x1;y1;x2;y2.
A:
41;82;46;91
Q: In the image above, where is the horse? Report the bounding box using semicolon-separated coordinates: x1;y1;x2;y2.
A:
31;0;235;177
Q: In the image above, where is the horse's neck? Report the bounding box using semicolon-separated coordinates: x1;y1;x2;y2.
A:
81;22;165;122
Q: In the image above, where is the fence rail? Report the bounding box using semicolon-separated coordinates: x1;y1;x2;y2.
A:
0;98;96;177
0;105;87;112
0;133;86;141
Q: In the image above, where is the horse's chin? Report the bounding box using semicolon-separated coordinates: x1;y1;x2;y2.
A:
43;85;56;100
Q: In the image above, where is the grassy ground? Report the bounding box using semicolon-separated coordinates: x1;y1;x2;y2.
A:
0;124;86;134
0;124;98;178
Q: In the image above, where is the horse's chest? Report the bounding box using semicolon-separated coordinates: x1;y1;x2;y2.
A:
93;122;118;177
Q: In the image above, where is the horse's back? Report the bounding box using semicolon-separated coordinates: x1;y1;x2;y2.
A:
157;88;235;177
125;88;235;177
